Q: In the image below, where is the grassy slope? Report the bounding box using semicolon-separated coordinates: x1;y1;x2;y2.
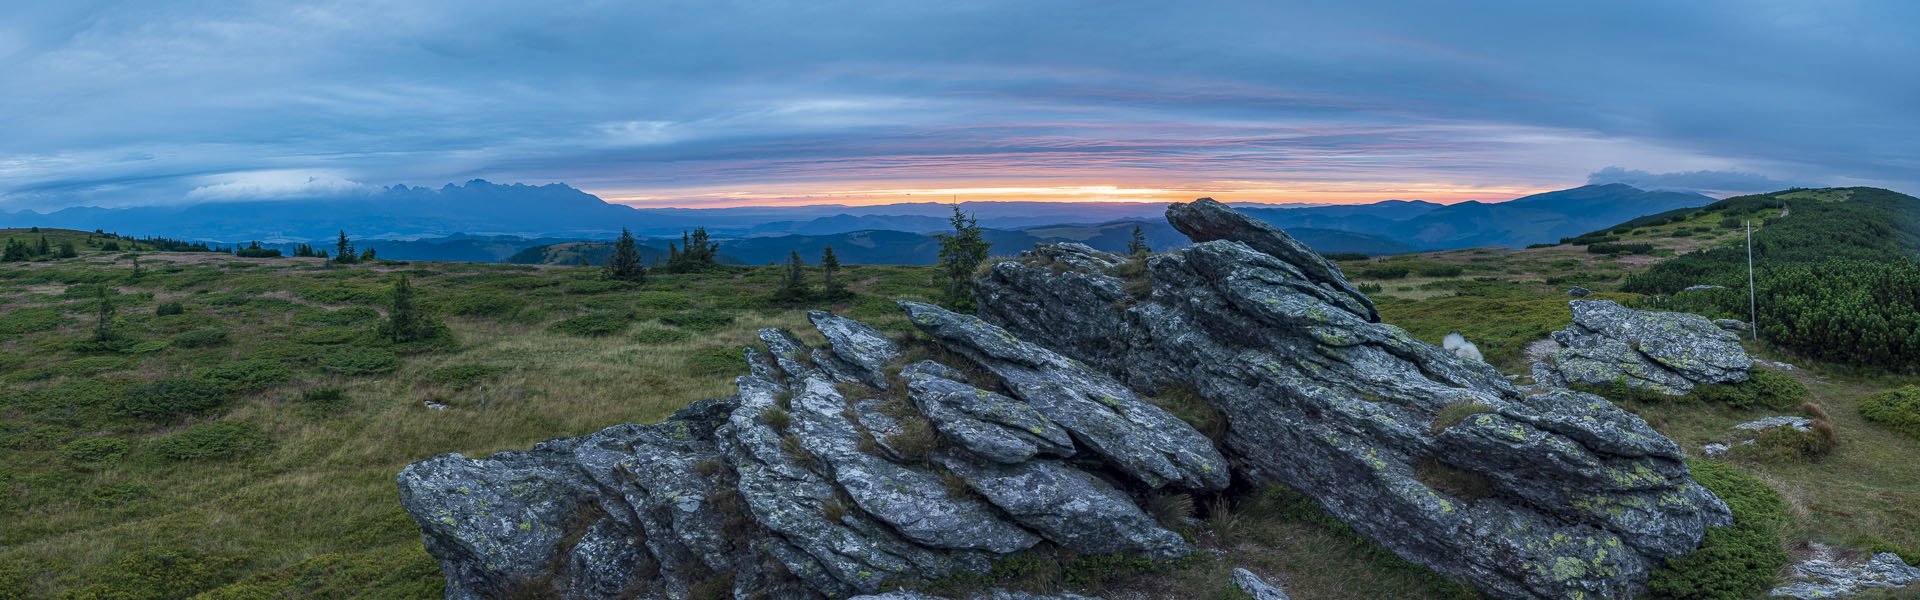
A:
3;203;1918;598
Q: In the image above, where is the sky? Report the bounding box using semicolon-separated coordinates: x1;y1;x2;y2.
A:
1;0;1914;211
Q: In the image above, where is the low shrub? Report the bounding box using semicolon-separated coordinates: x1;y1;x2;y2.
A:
0;307;69;335
115;378;229;420
295;387;350;413
318;347;400;375
293;306;380;326
1587;242;1654;255
0;560;26;600
550;312;633;337
89;481;152;507
1859;386;1920;439
1358;264;1411;279
295;326;362;345
1415;264;1464;278
1692;369;1809;410
563;279;633;295
157;421;273;461
62;437;132;465
57;548;249;600
423;364;509;388
633;328;693;345
630;291;692;310
1645;460;1790;600
196;358;292;390
659;309;735;331
127;340;169;354
687;346;747;376
155;301;185;316
171;328;229;348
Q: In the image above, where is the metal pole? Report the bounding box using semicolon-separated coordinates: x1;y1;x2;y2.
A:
1747;220;1758;341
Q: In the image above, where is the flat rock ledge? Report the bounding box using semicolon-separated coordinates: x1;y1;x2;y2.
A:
969;199;1733;599
398;305;1225;599
1531;299;1755;396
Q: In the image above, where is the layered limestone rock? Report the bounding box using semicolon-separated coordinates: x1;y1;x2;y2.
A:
970;197;1732;599
1531;299;1755;395
398;307;1224;599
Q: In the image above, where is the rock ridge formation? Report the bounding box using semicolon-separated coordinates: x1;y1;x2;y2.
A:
398;308;1225;599
970;197;1732;599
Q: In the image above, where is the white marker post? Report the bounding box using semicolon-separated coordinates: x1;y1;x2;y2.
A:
1747;220;1758;341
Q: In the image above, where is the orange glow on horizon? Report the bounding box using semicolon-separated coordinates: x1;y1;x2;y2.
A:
591;180;1554;209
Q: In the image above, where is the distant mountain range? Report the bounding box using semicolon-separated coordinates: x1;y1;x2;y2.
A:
1;180;1713;264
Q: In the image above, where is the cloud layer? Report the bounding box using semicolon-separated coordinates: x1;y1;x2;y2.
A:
1;1;1915;209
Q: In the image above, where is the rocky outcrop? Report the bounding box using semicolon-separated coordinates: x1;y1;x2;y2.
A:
399;198;1734;600
969;199;1732;599
1531;299;1755;395
398;307;1222;599
1770;550;1920;599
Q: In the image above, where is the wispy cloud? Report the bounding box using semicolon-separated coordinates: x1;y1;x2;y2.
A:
0;1;1914;209
1587;167;1816;196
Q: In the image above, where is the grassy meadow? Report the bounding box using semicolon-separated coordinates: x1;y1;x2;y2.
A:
1;221;1917;599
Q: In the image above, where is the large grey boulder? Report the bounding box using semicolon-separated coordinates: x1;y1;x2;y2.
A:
400;308;1204;599
965;199;1733;599
1535;299;1755;395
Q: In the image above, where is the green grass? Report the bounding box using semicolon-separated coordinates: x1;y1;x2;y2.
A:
0;247;942;598
5;224;1920;599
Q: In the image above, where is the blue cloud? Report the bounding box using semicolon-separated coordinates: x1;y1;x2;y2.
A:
0;0;1915;209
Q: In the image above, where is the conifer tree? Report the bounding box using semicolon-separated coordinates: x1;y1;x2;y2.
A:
936;205;991;307
57;240;77;258
779;250;808;299
334;230;357;264
37;236;50;256
665;227;721;273
1126;225;1150;256
92;286;116;342
605;228;646;283
820;245;843;296
1;238;27;262
360;247;376;262
379;274;424;343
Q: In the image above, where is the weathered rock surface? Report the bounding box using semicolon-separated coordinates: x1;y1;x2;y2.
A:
1567;286;1593;297
1532;299;1755;396
1715;318;1752;332
1736;416;1815;433
968;200;1733;599
1231;568;1291;600
1770;551;1920;598
399;308;1205;599
1165;197;1378;322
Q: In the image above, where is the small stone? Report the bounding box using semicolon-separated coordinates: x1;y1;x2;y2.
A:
1232;568;1291;600
1735;416;1815;433
1566;286;1593;297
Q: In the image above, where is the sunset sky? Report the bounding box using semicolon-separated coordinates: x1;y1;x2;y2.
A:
2;1;1914;210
